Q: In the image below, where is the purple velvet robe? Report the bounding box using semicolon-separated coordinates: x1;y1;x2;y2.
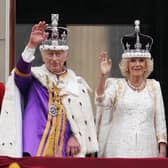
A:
14;57;71;157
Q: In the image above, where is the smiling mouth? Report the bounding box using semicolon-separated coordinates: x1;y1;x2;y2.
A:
133;69;142;70
52;63;60;67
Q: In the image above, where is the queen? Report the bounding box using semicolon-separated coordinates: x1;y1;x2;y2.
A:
95;20;167;158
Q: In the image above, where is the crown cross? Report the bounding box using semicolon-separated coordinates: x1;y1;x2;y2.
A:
134;39;142;51
145;43;150;51
134;20;142;51
51;14;59;27
126;43;130;51
60;31;67;45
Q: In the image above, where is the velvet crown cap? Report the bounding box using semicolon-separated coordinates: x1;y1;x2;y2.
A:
121;20;153;58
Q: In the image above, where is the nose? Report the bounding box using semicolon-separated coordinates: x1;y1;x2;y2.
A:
52;53;59;60
135;60;140;65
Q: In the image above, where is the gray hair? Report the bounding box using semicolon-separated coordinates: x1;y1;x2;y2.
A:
119;58;154;78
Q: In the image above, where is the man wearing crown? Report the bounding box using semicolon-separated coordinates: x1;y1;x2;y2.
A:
0;14;98;157
95;20;167;157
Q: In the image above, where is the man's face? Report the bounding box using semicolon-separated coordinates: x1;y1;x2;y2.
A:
42;50;68;73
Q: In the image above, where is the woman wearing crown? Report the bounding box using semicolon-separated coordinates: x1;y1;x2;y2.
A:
95;20;167;158
0;14;98;157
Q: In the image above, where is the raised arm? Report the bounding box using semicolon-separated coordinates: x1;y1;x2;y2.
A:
14;21;48;94
96;51;112;96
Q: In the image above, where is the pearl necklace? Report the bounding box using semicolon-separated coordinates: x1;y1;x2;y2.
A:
127;80;146;91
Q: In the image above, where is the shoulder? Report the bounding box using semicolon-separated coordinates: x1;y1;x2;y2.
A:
68;69;92;92
76;76;92;92
105;77;125;88
147;79;160;88
146;79;163;97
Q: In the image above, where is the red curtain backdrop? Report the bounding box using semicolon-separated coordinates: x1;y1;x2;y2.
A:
0;83;5;111
0;156;168;168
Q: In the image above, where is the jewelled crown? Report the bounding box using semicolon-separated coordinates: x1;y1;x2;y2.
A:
121;20;153;58
39;14;69;51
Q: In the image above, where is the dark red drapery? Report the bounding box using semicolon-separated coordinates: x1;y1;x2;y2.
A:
0;156;168;168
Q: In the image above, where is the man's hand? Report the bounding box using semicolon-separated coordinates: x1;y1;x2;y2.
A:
27;21;48;49
66;135;80;157
159;142;167;158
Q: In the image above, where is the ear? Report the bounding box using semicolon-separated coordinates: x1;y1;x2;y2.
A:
41;51;46;62
126;62;129;72
144;60;148;71
42;56;45;62
64;51;69;60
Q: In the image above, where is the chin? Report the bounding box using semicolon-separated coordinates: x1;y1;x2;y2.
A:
52;67;61;72
52;69;60;73
133;73;143;77
48;68;58;73
133;70;143;74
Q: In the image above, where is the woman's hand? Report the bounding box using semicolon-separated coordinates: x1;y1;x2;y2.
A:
99;51;112;77
96;51;112;96
27;21;48;49
66;135;80;157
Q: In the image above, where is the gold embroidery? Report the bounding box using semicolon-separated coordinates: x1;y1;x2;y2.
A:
59;112;67;154
15;68;31;77
36;114;52;156
37;75;67;156
157;134;167;142
8;162;20;168
147;79;155;99
43;116;57;156
113;79;123;111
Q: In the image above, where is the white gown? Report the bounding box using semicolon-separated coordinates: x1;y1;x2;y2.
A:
96;78;167;158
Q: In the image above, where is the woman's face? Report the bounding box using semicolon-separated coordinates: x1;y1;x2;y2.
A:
42;50;68;73
127;57;147;78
